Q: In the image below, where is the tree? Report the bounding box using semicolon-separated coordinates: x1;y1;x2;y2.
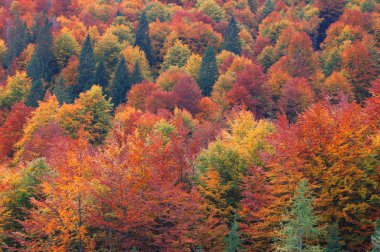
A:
198;46;219;97
54;77;72;105
260;0;274;21
4;17;29;68
76;35;95;97
172;75;203;114
162;40;192;70
224;221;242;252
327;223;342;252
94;61;108;93
110;56;130;108
0;71;31;110
372;220;380;252
275;180;320;251
222;16;241;55
135;11;152;65
131;60;143;85
58;85;112;145
54;31;80;69
25;79;45;108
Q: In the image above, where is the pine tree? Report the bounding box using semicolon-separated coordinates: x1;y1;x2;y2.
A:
276;180;321;251
135;11;152;65
26;79;45;107
131;60;143;85
222;16;241;55
197;46;219;96
54;77;72;105
4;17;29;68
261;0;274;21
110;56;130;108
94;61;109;93
224;221;242;252
76;35;96;97
372;220;380;252
327;222;342;252
27;17;58;83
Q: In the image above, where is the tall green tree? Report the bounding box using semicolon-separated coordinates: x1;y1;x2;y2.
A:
76;35;95;97
224;221;242;252
131;60;143;85
26;17;58;107
327;223;342;252
94;61;109;93
135;11;152;65
4;17;29;68
197;46;219;96
222;16;241;55
372;220;380;252
54;77;72;105
110;56;130;107
276;180;321;252
260;0;274;21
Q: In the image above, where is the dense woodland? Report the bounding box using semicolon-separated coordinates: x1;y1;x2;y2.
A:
0;0;379;251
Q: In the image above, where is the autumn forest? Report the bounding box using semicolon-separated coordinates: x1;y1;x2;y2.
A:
0;0;379;251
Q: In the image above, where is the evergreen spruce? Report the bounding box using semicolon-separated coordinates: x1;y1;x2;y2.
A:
4;17;29;68
110;56;130;108
372;220;380;252
76;35;96;97
26;17;58;107
327;222;342;252
131;60;143;85
261;0;274;21
54;77;72;105
222;16;241;55
276;180;321;251
94;61;109;93
135;11;152;65
224;221;242;252
197;46;219;96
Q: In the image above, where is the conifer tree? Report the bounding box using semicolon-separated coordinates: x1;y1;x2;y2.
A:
224;221;242;252
261;0;274;20
222;16;241;55
76;35;95;97
135;11;152;65
110;56;130;107
327;222;342;252
131;60;143;85
94;61;108;93
276;180;321;251
54;77;72;105
197;46;219;96
25;79;45;108
372;220;380;252
4;17;29;68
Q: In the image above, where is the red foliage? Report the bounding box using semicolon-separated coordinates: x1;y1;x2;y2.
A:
172;75;203;114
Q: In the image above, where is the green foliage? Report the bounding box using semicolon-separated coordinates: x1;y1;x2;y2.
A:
54;77;72;105
361;0;375;13
222;16;241;55
224;221;242;252
110;56;130;107
261;0;274;20
94;32;122;77
76;35;96;97
162;41;192;70
372;220;380;252
276;180;320;252
131;60;143;85
25;79;45;108
3;17;29;68
198;46;219;96
135;11;152;65
326;223;342;252
0;72;31;109
0;158;50;248
197;0;227;22
54;32;80;69
94;61;109;93
144;2;172;23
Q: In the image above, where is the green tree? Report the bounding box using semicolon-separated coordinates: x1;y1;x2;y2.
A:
131;60;143;85
276;180;321;252
326;223;342;252
25;79;45;108
0;158;50;248
260;0;274;21
110;56;130;107
54;77;72;105
162;40;191;70
222;16;241;55
76;35;95;97
224;221;242;252
372;220;380;252
198;46;219;96
4;17;29;68
135;11;152;65
94;61;109;93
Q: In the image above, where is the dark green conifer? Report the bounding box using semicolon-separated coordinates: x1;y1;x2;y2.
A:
224;221;242;252
327;222;342;252
76;35;96;97
94;61;109;93
131;60;143;85
222;16;241;55
110;56;130;107
54;77;72;105
4;17;29;68
198;46;219;96
135;11;152;65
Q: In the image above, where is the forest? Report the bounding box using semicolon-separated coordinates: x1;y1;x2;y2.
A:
0;0;379;251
